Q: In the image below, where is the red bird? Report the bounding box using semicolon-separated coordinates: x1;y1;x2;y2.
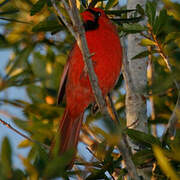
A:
56;8;122;159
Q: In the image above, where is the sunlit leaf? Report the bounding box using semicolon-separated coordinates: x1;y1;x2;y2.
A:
153;145;179;180
19;155;38;179
105;0;118;10
140;38;156;46
18;139;31;148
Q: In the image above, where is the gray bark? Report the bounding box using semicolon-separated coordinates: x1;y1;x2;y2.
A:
123;0;149;178
125;0;148;149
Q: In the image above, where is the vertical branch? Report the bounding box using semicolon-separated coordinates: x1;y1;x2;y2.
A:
147;47;157;136
124;0;149;178
69;0;107;113
125;0;148;145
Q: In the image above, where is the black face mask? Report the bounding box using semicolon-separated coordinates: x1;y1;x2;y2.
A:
83;9;101;31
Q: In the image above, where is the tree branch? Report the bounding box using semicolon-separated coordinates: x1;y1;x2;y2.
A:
51;0;77;38
0;118;49;150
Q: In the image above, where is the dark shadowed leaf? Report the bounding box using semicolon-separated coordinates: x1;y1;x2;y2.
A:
132;50;158;60
0;9;19;16
133;149;154;166
1;137;12;177
32;15;63;32
26;85;45;103
146;1;157;26
30;0;46;16
126;129;161;147
43;150;74;179
153;9;167;35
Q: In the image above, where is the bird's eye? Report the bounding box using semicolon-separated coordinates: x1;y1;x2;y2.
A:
97;12;101;17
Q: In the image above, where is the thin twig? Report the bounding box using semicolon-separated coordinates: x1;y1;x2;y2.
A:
0;118;49;150
51;0;77;38
147;46;157;136
106;93;120;124
82;124;101;143
61;0;74;21
148;24;180;90
0;17;32;24
163;92;180;138
69;0;108;113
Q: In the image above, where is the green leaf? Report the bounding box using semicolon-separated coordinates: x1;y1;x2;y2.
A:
26;85;45;103
146;1;157;26
0;9;19;16
6;46;34;77
153;9;167;35
13;118;29;131
126;129;161;147
165;32;180;43
1;137;13;177
153;145;179;180
119;23;147;33
43;151;74;178
132;50;150;59
47;0;52;7
31;52;47;79
105;0;118;10
30;0;46;16
132;50;158;60
20;156;38;179
133;149;154;166
140;38;156;46
32;15;63;32
18;139;31;148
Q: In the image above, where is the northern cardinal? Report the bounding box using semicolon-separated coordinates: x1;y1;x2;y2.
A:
55;8;122;162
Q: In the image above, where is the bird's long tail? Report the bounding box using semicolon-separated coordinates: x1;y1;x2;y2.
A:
58;107;83;156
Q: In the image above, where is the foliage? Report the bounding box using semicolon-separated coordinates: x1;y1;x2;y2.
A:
0;0;180;179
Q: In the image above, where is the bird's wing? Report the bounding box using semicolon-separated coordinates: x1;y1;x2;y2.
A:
57;42;77;104
57;60;69;104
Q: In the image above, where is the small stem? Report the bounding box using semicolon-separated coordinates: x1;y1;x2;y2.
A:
106;93;120;124
0;118;49;150
148;24;179;90
51;0;77;38
147;46;157;136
